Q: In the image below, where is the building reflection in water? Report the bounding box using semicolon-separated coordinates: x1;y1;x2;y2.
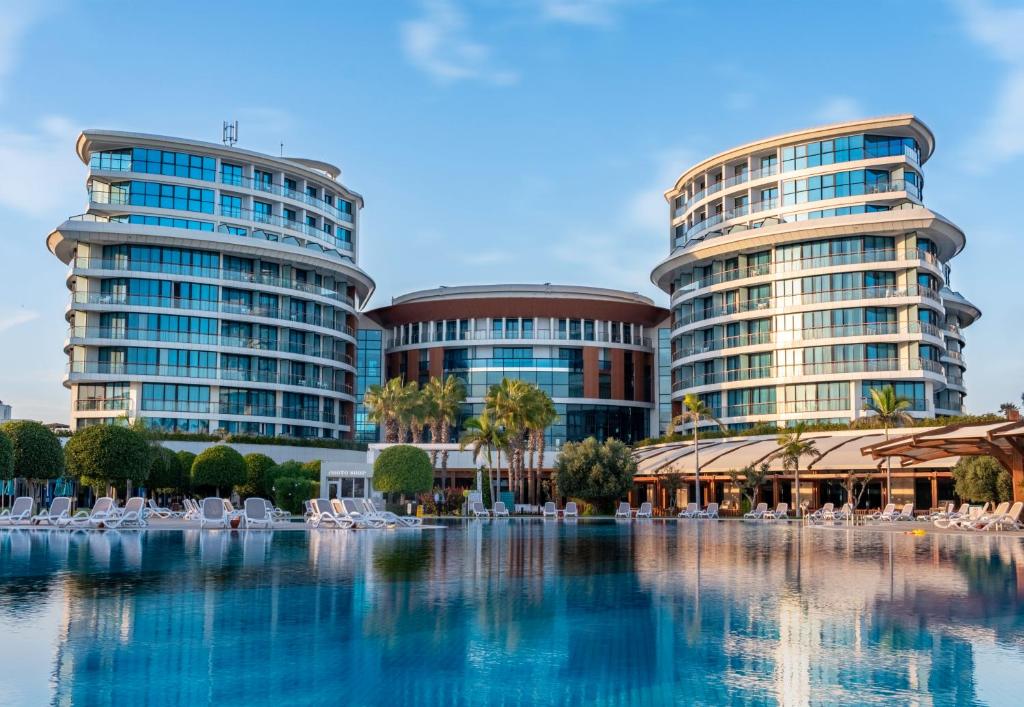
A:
1;522;1022;705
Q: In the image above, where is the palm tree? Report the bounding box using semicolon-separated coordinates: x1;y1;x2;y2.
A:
395;380;421;443
862;384;914;503
527;390;558;505
460;414;507;503
774;422;822;518
672;393;724;509
364;377;409;442
423;375;467;490
484;379;533;502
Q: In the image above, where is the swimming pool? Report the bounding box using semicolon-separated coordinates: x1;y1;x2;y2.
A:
1;520;1021;705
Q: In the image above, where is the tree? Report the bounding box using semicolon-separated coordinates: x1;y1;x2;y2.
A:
240;453;276;497
484;378;534;502
2;420;64;494
460;413;507;503
726;463;772;511
364;377;415;443
1000;402;1020;418
555;437;636;514
175;450;197;473
841;470;875;511
952;455;1013;503
861;385;913;502
672;394;724;508
774;423;821;517
191;445;247;496
373;445;433;503
148;446;186;492
272;477;319;515
65;425;151;496
423;375;467;490
526;388;557;506
0;428;14;509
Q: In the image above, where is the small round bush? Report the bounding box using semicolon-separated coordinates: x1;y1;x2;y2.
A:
3;420;64;482
65;424;151;488
373;445;433;498
148;446;186;491
191;445;246;496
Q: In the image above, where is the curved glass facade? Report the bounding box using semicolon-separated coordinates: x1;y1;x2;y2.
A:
654;117;977;430
52;132;372;438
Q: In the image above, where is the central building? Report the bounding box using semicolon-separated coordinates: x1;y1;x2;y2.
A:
361;284;669;447
651;115;980;431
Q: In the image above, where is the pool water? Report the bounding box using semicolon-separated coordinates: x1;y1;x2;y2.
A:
1;520;1022;706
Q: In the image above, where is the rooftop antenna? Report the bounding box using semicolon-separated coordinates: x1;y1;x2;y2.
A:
280;142;284;157
222;120;238;147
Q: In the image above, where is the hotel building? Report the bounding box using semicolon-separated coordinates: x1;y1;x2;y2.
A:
362;285;670;447
651;115;980;432
47;131;373;438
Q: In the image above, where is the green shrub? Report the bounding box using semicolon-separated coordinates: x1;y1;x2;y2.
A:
952;455;1013;503
148;446;187;491
0;428;13;481
191;445;246;496
272;476;318;514
65;424;151;490
555;437;636;514
373;445;433;499
175;450;196;479
241;453;276;497
2;420;64;483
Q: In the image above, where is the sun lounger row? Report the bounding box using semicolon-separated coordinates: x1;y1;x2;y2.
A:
743;502;789;520
677;503;719;519
614;502;652;519
305;497;423;529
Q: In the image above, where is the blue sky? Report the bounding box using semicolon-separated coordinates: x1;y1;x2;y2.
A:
0;0;1021;422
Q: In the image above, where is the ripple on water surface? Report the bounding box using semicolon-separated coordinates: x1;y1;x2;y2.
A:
1;520;1022;706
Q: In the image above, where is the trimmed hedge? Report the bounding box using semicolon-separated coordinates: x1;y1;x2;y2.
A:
373;445;433;496
65;425;151;487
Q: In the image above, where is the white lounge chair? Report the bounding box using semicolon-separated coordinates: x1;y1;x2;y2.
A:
615;502;632;519
564;501;579;518
200;497;231;528
303;499;315;522
955;502;1009;530
891;503;915;521
698;502;719;519
636;502;653;518
362;498;422;527
338;498;386;528
470;501;490;518
244;497;275;529
869;503;898;522
825;502;853;522
66;496;117;528
146;498;184;519
678;502;699;518
265;500;290;522
744;502;768;520
106;497;147;528
0;497;34;525
308;498;353;529
765;502;788;520
31;497;72;526
494;501;511;517
807;503;834;523
973;501;1024;531
542;501;557;518
181;498;201;520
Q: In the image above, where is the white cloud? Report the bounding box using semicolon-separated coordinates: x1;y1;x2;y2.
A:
401;0;518;85
953;0;1024;172
537;0;626;26
0;309;39;333
814;96;865;124
549;146;695;296
0;116;83;218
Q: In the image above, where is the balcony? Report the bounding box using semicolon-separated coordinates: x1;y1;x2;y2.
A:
67;326;354;366
671;356;942;391
387;328;653;349
73;258;355;307
68;361;354;395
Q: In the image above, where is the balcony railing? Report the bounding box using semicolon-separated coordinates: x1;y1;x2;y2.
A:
673;164;780;216
67;327;354;366
219;173;355;224
672;285;940;329
675;248;940;295
671;357;942;391
387;328;652;349
73;258;355;307
71;292;356;337
68;361;354;395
